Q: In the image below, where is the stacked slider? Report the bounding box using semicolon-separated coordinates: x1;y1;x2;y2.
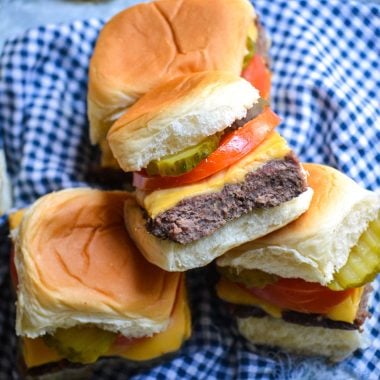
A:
10;0;286;375
10;189;190;377
8;0;378;369
216;163;380;360
107;71;313;271
87;0;271;167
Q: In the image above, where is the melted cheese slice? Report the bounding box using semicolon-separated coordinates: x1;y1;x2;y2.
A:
138;132;291;218
216;277;364;324
22;277;191;368
8;209;25;230
216;277;282;318
108;276;191;361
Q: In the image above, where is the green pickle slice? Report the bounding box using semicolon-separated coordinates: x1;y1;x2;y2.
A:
146;134;220;177
242;36;256;69
242;23;257;69
44;325;116;363
328;213;380;290
218;266;278;289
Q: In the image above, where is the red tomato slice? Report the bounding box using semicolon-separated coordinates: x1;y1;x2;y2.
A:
247;278;354;314
133;108;280;191
242;54;271;100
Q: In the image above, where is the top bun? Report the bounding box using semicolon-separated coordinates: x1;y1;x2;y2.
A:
107;71;259;172
14;188;181;338
217;163;380;285
88;0;256;146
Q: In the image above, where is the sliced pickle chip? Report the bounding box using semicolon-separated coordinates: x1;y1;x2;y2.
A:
328;214;380;290
218;266;278;288
44;326;116;363
146;134;220;177
242;37;256;69
242;23;257;69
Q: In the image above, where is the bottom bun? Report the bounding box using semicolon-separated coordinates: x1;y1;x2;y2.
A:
237;316;367;362
124;188;313;271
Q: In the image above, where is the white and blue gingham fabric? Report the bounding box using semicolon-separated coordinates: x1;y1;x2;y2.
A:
1;1;379;379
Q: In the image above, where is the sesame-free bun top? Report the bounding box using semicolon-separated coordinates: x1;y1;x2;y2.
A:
14;188;181;338
107;71;259;172
217;163;380;285
88;0;256;146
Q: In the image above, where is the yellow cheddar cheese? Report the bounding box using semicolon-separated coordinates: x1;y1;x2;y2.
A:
326;287;364;323
23;337;63;367
8;209;25;230
22;277;191;368
216;277;282;318
216;277;364;324
109;276;191;361
138;132;291;218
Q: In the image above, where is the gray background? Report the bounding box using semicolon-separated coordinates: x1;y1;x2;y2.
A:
2;0;379;47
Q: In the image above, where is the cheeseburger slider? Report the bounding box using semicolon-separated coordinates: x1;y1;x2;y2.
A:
216;163;380;361
10;189;190;377
87;0;270;167
108;71;313;271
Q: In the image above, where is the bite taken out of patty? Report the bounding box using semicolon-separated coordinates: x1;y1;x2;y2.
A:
146;152;307;244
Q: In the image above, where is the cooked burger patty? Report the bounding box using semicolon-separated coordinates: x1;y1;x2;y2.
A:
229;101;265;131
232;303;358;330
146;153;307;244
230;284;371;330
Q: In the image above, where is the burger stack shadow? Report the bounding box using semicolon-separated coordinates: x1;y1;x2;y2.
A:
8;0;380;378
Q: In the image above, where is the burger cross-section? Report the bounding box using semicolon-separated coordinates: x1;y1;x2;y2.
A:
107;71;312;272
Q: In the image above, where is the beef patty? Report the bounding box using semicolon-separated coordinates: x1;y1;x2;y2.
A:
146;153;307;244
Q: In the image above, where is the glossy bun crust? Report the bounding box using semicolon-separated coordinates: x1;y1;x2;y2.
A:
14;189;181;338
87;0;257;166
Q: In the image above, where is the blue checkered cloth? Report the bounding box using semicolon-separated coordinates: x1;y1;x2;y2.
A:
1;1;379;379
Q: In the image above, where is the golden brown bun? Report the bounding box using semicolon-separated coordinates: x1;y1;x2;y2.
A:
13;188;181;338
87;0;256;164
217;164;380;285
107;71;259;171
